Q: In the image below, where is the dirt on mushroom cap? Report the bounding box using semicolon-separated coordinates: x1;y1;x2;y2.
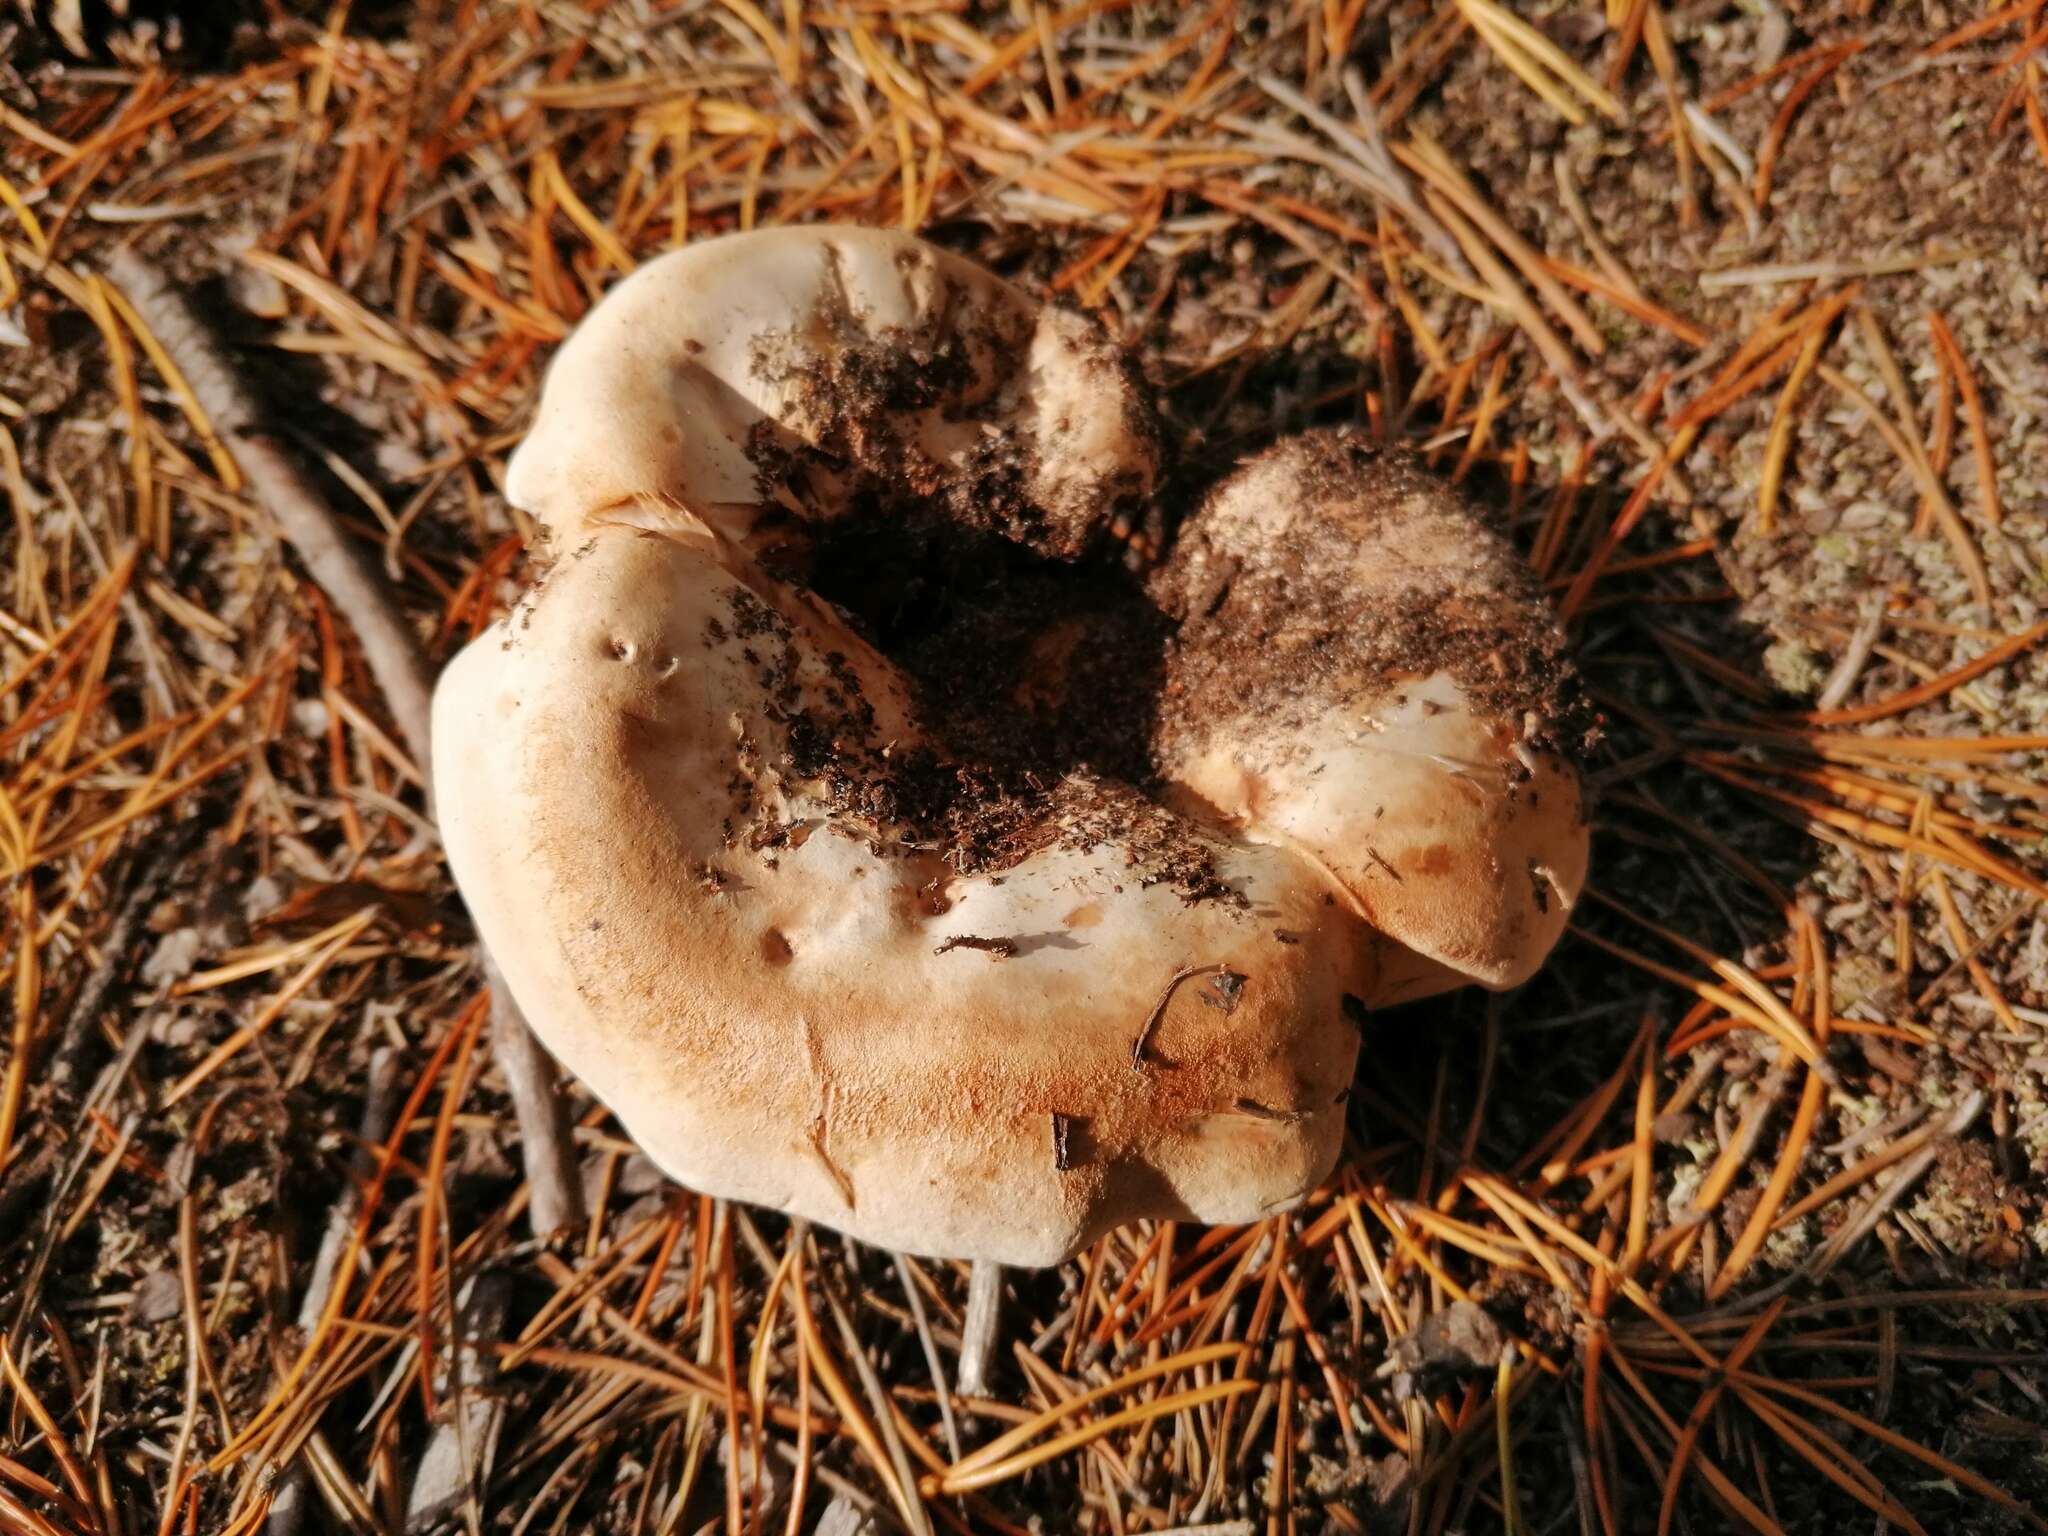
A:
1152;431;1599;769
714;406;1595;910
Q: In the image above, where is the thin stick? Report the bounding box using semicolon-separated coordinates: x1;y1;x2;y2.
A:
103;248;583;1236
894;1255;963;1462
103;249;433;772
957;1259;1004;1399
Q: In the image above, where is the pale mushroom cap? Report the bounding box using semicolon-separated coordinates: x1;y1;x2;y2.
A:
436;531;1363;1266
505;226;1158;558
437;228;1590;1265
1151;434;1591;1006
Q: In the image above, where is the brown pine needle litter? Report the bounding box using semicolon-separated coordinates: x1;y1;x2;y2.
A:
1;3;2046;1533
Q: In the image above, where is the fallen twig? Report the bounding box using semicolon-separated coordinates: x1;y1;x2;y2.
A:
957;1260;1005;1401
103;247;583;1237
48;817;205;1093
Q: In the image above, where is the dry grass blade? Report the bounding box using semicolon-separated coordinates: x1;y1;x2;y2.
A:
1420;185;1607;439
1737;1372;2048;1532
0;1339;96;1529
0;886;41;1178
1755;323;1826;535
1601;1343;1785;1536
159;906;379;1106
1655;1299;1785;1536
816;1260;933;1536
1455;0;1624;124
1754;44;1862;212
1575;902;1828;1073
1925;309;2003;527
947;1341;1247;1477
1812;362;1992;613
1922;2;2037;57
1732;1382;1927;1535
933;1378;1259;1495
790;1247;925;1532
1399;132;1606;355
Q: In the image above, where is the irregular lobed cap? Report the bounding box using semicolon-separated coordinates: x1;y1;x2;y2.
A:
436;226;1590;1265
1150;432;1592;1008
503;224;1158;560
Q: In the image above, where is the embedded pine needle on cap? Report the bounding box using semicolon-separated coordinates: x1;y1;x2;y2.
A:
433;225;1592;1266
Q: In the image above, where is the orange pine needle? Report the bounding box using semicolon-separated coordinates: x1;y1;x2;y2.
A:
1926;309;2004;527
1754;44;1863;212
1655;1299;1786;1536
1755;320;1826;535
1992;19;2048;73
1798;620;2048;725
1922;0;2037;57
2027;66;2048;169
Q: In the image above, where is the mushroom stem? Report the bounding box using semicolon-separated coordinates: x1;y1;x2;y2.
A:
956;1259;1004;1399
105;249;585;1239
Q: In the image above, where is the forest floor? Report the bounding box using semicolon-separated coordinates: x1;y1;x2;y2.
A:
2;1;2047;1533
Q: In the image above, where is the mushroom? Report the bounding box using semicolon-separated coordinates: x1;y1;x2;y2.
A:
1149;432;1591;1009
434;226;1590;1267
